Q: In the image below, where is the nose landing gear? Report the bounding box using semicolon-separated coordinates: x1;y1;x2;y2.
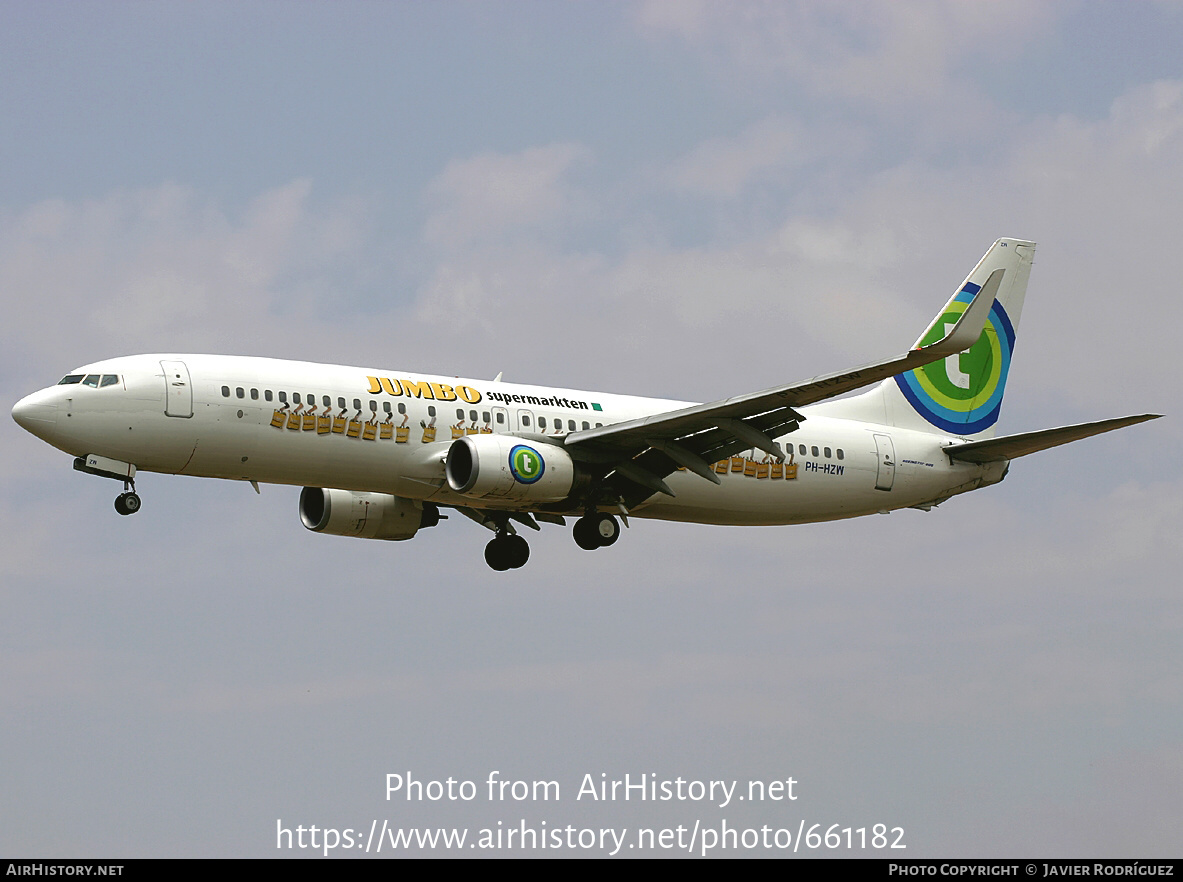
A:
73;455;142;516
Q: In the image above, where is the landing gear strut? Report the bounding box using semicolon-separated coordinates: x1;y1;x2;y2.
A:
484;532;530;571
573;513;619;550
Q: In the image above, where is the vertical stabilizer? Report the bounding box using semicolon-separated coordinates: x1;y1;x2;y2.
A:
819;238;1035;439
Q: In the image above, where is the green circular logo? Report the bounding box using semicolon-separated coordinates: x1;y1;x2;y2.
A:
509;445;544;484
895;284;1016;434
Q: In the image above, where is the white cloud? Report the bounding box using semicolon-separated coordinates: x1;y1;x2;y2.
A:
0;179;371;381
634;0;1054;106
665;116;816;199
423;143;591;251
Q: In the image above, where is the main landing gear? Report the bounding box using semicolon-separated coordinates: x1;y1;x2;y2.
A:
477;511;622;570
572;513;620;550
485;532;530;571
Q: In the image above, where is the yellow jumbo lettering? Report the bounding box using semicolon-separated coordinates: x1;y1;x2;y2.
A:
401;379;435;399
369;377;479;402
430;383;458;401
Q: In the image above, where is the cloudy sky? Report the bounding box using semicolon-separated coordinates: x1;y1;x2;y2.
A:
3;1;1181;858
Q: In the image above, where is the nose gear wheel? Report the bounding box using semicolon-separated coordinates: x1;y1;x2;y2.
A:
114;491;141;516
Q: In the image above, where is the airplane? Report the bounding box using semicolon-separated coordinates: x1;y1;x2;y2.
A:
11;238;1160;571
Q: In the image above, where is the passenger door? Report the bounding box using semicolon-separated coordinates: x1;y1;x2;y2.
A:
161;360;193;418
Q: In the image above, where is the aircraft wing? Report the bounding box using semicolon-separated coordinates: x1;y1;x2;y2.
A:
944;414;1162;463
564;268;1005;504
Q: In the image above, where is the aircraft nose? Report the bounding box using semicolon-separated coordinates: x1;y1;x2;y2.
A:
11;391;59;437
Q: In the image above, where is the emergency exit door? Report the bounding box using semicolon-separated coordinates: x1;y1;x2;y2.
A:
873;433;895;491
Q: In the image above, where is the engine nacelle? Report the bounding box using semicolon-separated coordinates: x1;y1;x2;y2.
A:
299;488;439;541
445;434;576;503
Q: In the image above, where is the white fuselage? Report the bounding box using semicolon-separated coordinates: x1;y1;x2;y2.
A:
12;354;1001;525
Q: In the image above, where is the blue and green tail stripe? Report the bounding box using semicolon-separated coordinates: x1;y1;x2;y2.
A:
894;282;1017;434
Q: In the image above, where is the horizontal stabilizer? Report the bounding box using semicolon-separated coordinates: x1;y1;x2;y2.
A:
945;414;1161;463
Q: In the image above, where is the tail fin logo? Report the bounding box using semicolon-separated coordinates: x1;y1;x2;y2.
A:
895;283;1017;434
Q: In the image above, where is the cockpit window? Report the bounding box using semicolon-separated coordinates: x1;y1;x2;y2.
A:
100;375;119;387
82;374;100;387
58;375;84;385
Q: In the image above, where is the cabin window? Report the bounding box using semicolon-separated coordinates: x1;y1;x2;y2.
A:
811;446;819;457
101;375;119;387
596;422;603;428
369;400;378;413
293;393;301;405
397;403;406;415
824;447;831;458
482;411;490;423
264;390;273;402
251;388;259;400
352;399;361;412
383;402;392;414
539;417;548;429
798;444;807;456
495;411;505;424
568;420;576;431
58;375;84;385
522;415;531;427
278;391;288;404
322;396;331;408
581;421;589;430
456;408;465;420
836;449;844;460
337;397;346;409
427;405;436;417
221;385;230;397
469;409;477;423
236;387;245;399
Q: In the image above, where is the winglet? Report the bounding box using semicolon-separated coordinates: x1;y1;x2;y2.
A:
914;268;1004;358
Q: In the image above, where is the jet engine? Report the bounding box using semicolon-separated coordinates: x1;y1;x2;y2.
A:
299;488;440;541
445;434;576;503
